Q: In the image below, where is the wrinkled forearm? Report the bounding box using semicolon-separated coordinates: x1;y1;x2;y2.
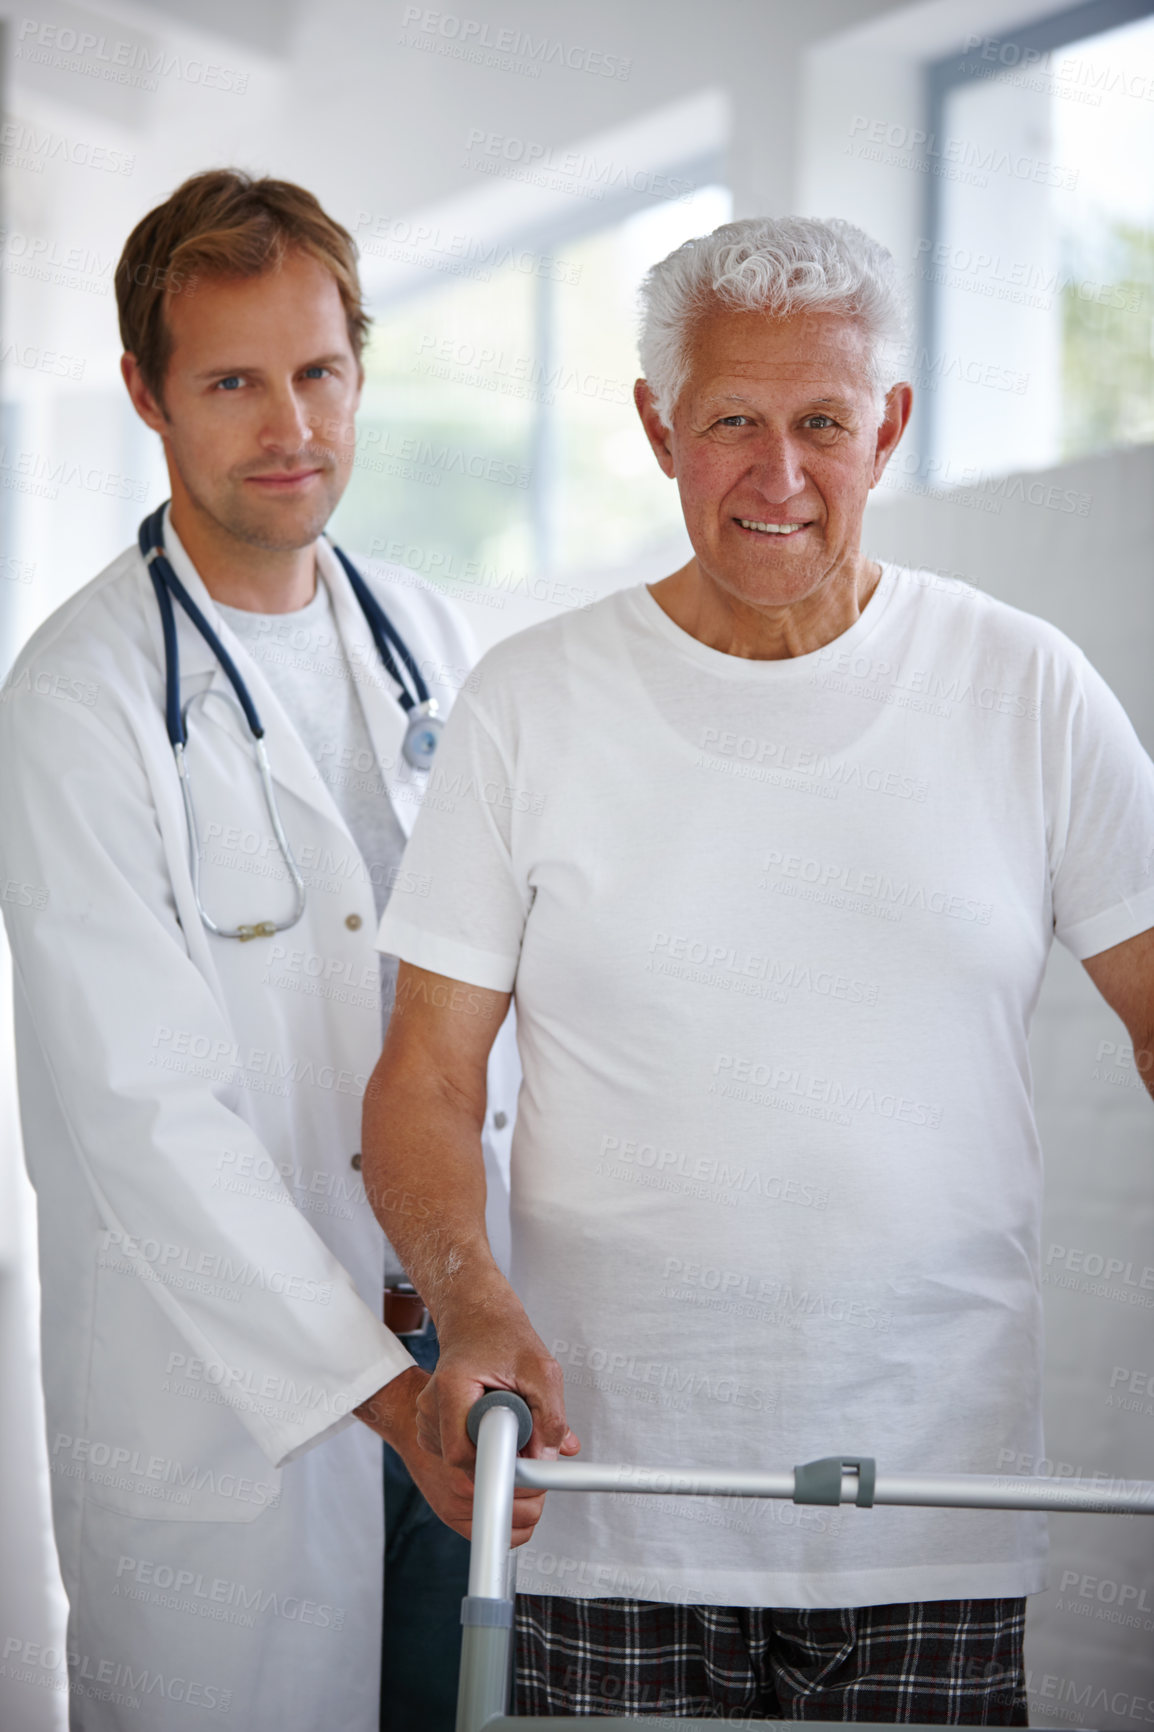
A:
361;1061;514;1330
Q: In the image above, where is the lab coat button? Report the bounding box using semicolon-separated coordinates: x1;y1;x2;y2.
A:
350;1152;363;1171
345;913;363;931
493;1111;508;1130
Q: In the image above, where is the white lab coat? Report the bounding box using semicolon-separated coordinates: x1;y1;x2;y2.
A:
0;517;518;1731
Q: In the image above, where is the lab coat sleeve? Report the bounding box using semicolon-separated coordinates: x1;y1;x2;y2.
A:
0;671;414;1467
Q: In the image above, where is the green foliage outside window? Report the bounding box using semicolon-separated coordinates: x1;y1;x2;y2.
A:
1061;220;1154;458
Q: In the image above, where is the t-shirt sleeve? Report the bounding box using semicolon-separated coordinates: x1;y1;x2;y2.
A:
376;689;530;991
1051;651;1154;960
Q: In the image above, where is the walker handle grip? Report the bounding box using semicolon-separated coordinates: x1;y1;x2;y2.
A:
466;1390;534;1451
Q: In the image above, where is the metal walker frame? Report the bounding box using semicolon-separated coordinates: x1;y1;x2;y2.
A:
454;1391;1154;1731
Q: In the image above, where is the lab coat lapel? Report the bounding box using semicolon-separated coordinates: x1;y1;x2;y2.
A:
317;538;423;839
155;512;350;838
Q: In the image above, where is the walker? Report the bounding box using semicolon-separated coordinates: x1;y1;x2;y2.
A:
455;1391;1154;1731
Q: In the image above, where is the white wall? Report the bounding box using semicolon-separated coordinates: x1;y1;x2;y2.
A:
865;444;1154;1724
800;11;1154;1713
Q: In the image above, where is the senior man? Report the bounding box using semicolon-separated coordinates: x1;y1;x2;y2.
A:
363;217;1154;1723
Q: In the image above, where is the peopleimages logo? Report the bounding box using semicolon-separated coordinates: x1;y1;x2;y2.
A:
354;213;582;284
149;1024;369;1099
400;7;632;79
710;1053;942;1130
0;441;146;501
759;850;994;925
99;1228;333;1303
0;117;134;174
1;1635;231;1712
847;114;1078;189
698;726;929;802
648;930;880;1006
1046;1243;1154;1288
912;237;1141;316
551;1339;771;1411
14;17;249;92
462;131;693;201
114;1554;346;1628
962;30;1154;104
50;1432;279;1509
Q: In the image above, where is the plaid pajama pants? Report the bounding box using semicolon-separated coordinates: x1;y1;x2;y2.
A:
515;1594;1028;1722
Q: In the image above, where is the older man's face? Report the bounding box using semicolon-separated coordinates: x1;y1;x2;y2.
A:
644;307;904;610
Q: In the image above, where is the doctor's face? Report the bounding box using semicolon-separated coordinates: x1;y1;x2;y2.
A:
129;250;362;553
636;307;909;612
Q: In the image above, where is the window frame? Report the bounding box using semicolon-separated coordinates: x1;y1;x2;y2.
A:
919;0;1154;475
364;148;727;575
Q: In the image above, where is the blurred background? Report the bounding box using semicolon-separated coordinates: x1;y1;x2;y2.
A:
0;0;1151;1725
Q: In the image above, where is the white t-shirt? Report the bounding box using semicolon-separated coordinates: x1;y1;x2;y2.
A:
216;577;409;931
376;565;1154;1609
218;578;410;1281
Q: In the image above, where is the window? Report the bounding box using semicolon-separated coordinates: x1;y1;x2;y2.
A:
329;182;731;599
332;259;538;595
546;189;731;575
918;2;1154;481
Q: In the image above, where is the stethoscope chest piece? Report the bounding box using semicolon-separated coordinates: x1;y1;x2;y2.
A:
402;700;442;772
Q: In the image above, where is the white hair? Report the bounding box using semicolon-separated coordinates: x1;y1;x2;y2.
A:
637;215;910;427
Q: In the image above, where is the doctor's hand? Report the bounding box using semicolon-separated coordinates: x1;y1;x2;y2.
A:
417;1286;581;1475
355;1366;547;1544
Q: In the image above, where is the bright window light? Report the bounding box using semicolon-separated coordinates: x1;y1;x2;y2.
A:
926;9;1154;481
330;184;732;592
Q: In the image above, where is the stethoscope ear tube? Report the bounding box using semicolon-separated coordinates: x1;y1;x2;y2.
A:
148;563;187;751
141;504;439;940
329;540;445;771
328;542;431;712
141;510;267;742
141;505;307;939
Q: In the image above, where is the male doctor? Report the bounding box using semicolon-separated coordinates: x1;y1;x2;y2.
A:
0;170;537;1732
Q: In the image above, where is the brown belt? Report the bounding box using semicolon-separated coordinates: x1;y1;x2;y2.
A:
384;1285;430;1337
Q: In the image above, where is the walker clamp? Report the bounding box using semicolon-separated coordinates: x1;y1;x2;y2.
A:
793;1455;876;1507
460;1596;514;1628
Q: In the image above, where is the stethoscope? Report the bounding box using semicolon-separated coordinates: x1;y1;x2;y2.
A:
140;503;442;942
